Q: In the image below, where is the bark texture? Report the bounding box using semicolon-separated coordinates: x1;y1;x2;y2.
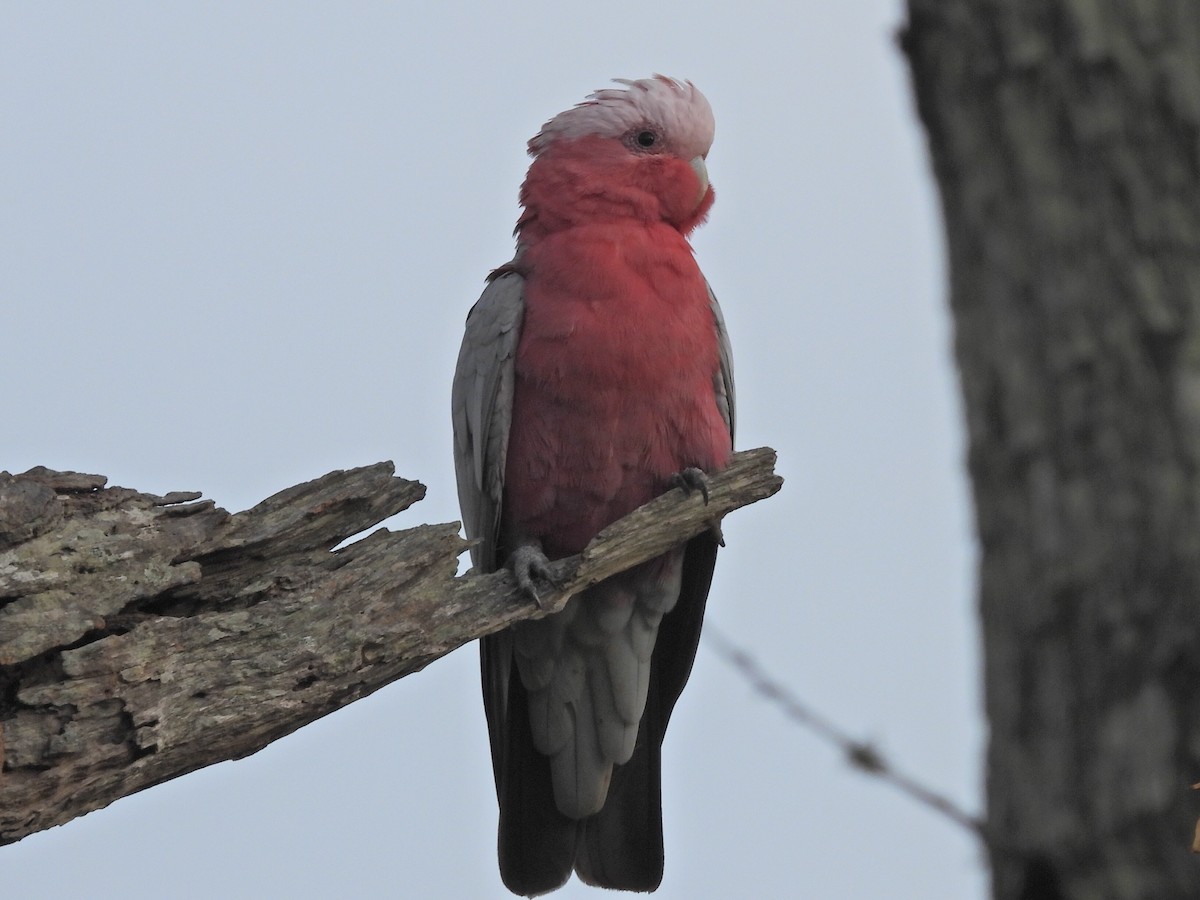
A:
902;3;1200;898
0;447;781;845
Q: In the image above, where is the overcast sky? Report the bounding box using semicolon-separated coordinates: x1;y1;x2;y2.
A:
3;3;984;897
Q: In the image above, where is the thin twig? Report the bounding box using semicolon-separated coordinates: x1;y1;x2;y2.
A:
704;624;986;841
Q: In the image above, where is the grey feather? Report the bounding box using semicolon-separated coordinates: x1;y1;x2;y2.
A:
451;268;525;574
708;282;736;443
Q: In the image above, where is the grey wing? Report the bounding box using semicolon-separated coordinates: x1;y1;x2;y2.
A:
708;282;736;445
456;269;578;894
451;268;526;574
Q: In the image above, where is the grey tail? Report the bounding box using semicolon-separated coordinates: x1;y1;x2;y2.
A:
573;706;666;891
486;532;718;895
485;633;576;897
575;532;719;891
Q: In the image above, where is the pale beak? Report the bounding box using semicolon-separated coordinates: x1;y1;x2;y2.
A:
690;155;709;204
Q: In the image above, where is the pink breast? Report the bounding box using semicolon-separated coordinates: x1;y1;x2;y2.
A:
502;225;731;558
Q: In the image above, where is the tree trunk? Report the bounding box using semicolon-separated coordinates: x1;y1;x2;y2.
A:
902;3;1200;898
0;448;781;845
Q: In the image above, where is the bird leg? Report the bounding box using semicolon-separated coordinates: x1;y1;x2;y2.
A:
671;466;727;545
505;539;560;610
708;520;726;547
670;466;711;504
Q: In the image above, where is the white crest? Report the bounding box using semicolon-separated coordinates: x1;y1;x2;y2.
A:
528;75;715;159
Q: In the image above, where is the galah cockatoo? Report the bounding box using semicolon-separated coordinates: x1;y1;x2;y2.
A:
452;75;734;896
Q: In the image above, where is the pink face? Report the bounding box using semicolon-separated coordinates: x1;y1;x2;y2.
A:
520;76;717;237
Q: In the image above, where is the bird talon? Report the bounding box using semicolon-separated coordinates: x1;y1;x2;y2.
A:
671;466;711;504
708;521;726;546
507;543;558;610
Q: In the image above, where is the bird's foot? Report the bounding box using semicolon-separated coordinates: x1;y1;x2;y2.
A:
672;467;726;544
670;466;711;504
505;542;560;610
708;520;726;547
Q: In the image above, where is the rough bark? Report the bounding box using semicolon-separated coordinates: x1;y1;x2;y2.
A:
0;447;781;845
901;3;1200;898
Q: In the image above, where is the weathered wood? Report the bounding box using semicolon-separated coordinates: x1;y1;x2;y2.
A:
902;3;1200;898
0;447;781;844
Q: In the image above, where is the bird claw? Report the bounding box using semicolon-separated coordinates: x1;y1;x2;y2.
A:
506;543;560;610
708;520;726;547
670;466;711;504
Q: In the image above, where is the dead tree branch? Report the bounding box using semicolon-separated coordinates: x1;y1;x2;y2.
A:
0;447;781;845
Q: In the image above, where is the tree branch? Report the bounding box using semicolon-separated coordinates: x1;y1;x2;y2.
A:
0;447;781;844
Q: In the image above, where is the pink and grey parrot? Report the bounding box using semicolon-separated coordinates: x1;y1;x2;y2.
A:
452;76;734;896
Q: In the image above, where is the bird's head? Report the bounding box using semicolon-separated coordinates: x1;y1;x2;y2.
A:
517;76;716;239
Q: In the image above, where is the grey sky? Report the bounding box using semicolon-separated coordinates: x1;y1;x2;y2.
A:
3;3;983;897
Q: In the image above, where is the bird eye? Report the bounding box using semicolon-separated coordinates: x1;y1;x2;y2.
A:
635;130;658;148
